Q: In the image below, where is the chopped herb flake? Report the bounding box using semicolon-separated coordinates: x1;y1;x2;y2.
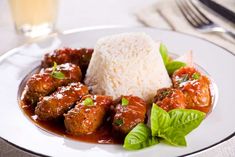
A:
179;74;189;83
122;97;129;106
51;62;65;79
52;62;57;72
162;90;171;97
83;97;94;106
114;119;123;126
192;72;201;80
51;71;65;79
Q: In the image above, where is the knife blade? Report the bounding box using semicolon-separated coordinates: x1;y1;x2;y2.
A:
198;0;235;25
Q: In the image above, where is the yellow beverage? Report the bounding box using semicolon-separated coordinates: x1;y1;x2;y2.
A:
9;0;58;37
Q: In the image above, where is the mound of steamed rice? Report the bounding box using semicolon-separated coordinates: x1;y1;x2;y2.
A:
85;32;172;102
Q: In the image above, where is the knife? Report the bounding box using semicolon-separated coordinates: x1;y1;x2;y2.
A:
198;0;235;25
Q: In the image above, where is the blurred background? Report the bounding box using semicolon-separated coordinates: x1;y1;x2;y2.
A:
0;0;153;53
1;0;234;54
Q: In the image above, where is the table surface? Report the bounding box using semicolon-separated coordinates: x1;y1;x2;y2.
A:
0;0;234;157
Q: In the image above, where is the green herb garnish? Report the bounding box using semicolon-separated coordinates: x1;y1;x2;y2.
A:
123;123;159;150
162;90;172;97
123;103;206;150
158;90;172;100
51;62;65;79
160;43;170;66
159;43;187;75
192;72;201;80
121;97;129;106
151;104;170;137
179;74;189;83
168;109;205;136
83;97;94;106
114;119;123;126
166;61;186;75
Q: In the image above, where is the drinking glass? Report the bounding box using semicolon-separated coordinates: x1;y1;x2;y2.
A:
9;0;58;37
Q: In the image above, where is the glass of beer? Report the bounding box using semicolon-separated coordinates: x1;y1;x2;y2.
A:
9;0;58;38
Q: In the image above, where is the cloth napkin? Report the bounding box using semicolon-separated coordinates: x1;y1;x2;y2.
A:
136;0;235;53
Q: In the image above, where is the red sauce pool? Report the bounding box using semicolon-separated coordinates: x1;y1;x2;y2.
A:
20;102;123;144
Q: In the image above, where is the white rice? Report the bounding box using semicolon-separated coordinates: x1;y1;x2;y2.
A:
85;32;172;102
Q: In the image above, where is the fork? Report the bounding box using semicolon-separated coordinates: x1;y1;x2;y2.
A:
176;0;235;39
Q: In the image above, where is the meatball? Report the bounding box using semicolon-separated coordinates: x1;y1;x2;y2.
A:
172;66;211;113
41;63;82;81
112;96;147;134
35;82;88;120
153;88;187;112
64;95;113;135
22;63;82;105
41;48;93;74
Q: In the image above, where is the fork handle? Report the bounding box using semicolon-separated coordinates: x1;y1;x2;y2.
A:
225;30;235;40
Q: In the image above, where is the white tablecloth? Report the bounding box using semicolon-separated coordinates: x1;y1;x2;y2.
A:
0;0;234;156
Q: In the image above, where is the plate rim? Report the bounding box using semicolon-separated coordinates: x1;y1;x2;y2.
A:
0;26;234;157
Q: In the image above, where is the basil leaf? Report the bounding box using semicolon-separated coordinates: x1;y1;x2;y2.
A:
168;109;206;136
121;97;129;106
151;103;170;136
51;71;65;79
166;61;186;75
159;43;169;66
123;123;158;150
83;97;94;106
142;136;159;148
159;127;186;146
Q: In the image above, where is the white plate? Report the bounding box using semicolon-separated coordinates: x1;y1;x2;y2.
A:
0;27;234;157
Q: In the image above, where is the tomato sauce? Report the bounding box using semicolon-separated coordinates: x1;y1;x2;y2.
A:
172;66;213;114
20;101;123;144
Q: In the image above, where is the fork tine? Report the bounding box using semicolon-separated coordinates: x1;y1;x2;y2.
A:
176;0;199;27
181;0;208;27
179;0;207;26
188;0;212;24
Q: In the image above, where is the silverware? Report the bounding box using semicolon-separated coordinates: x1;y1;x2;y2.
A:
176;0;235;39
199;0;235;25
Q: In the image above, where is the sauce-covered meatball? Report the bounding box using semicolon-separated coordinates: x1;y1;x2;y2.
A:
41;48;93;75
64;95;113;135
112;96;147;134
153;88;187;112
172;66;211;113
35;82;88;120
22;63;82;105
